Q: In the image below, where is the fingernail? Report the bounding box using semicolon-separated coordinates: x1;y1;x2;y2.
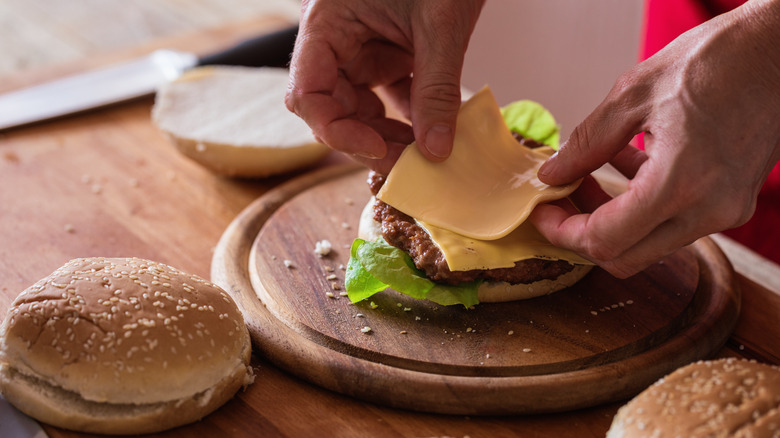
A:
538;151;558;177
424;125;453;159
354;150;381;159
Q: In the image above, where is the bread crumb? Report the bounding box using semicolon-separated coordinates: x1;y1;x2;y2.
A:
314;240;332;257
360;326;372;334
508;330;514;335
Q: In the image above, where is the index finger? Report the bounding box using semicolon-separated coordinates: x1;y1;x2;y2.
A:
286;33;387;159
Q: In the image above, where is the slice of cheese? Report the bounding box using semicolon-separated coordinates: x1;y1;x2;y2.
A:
376;86;580;240
419;219;593;271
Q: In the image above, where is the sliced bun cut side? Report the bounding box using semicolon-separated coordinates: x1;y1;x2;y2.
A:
0;257;253;435
152;66;330;178
607;358;780;438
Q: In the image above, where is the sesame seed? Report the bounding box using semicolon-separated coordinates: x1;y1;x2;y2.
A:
360;326;372;334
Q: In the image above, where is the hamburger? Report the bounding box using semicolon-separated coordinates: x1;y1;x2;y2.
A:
0;257;254;435
346;87;593;307
607;358;780;437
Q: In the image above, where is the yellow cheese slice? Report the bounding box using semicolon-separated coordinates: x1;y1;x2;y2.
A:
377;86;580;240
418;219;593;271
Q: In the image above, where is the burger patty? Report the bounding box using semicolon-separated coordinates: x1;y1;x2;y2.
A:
367;171;575;286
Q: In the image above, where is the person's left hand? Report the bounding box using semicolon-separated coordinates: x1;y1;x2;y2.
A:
530;0;780;278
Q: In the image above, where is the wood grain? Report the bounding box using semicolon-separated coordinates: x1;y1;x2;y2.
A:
211;163;741;415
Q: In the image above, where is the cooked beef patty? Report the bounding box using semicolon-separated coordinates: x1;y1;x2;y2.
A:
367;170;575;286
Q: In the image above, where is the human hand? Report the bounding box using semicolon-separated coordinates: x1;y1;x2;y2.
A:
285;0;484;175
530;0;780;278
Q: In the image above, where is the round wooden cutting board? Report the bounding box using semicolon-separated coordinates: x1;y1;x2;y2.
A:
212;163;741;415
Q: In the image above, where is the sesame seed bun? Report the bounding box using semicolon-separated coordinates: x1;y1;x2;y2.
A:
358;198;592;302
0;257;253;435
152;66;330;178
607;358;780;438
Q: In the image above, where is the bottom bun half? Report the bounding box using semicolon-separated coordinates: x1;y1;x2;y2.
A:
0;359;250;436
358;199;591;302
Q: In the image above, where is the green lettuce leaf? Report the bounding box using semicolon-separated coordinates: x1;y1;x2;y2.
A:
500;100;560;150
345;238;479;308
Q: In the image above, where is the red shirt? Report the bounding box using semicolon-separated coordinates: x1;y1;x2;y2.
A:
641;0;780;263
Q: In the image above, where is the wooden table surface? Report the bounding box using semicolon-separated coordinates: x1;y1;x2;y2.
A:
1;14;779;438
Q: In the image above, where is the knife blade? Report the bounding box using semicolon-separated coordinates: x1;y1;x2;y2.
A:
0;25;299;131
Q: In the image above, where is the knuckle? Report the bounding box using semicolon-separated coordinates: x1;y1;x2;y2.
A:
413;78;462;118
609;68;652;108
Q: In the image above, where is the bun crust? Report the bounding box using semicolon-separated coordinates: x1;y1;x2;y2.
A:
0;257;253;435
152;66;329;178
358;199;591;302
607;358;780;438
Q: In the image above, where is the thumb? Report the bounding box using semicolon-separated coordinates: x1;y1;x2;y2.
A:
538;84;646;186
409;1;483;161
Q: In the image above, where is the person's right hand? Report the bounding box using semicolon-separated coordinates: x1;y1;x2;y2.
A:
285;0;485;175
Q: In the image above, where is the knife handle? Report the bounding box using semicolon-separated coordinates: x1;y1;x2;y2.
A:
197;25;299;68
